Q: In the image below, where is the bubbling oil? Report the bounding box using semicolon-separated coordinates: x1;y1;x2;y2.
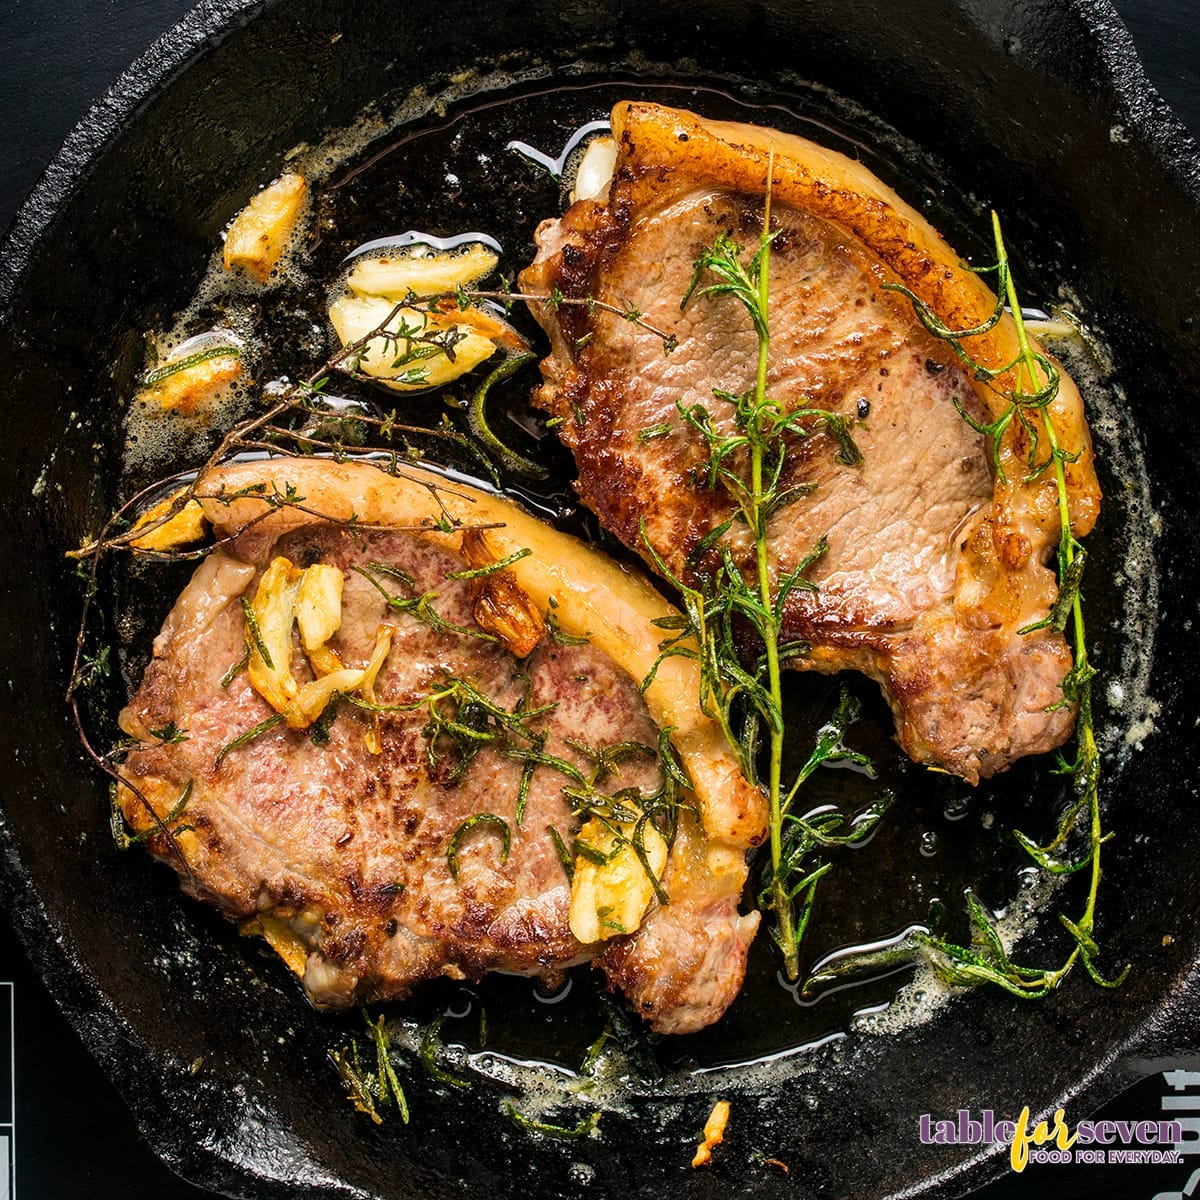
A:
112;71;1158;1103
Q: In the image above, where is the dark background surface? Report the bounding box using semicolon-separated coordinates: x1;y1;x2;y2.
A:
0;1;1197;1198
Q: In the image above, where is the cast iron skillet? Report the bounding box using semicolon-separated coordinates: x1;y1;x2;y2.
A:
2;0;1199;1196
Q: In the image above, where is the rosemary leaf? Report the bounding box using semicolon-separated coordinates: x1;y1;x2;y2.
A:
219;649;250;689
447;813;511;880
504;1102;601;1140
419;1016;471;1089
214;713;284;769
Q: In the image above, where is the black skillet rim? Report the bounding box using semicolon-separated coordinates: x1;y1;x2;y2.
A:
2;1;1200;1197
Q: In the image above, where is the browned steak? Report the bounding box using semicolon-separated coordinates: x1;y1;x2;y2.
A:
521;102;1102;782
117;458;766;1033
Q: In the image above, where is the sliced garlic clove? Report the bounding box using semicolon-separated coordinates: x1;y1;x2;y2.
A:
570;136;617;204
328;294;500;391
223;172;307;283
568;813;668;944
345;242;498;298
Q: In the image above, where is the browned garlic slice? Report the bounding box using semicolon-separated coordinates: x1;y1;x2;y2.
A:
137;339;243;416
245;554;394;739
246;557;305;712
223;172;307;283
128;489;208;550
459;528;545;657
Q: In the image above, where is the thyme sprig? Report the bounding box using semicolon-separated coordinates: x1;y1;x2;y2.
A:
472;286;679;355
986;213;1120;991
352;564;498;645
758;691;892;954
644;170;865;979
880;225;1065;487
811;214;1124;1000
338;309;468;390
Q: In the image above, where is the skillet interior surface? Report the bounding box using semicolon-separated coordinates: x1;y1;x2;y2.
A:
1;0;1199;1197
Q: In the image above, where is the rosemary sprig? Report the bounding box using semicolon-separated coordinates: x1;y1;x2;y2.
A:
330;1008;409;1125
424;674;551;781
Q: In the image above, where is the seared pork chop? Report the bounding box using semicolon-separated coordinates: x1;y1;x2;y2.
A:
521;102;1101;782
117;458;765;1033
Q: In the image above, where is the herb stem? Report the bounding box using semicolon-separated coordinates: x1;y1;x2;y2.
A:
992;212;1105;969
752;154;799;978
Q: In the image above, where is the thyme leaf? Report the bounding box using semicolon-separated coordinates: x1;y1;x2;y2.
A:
147;720;189;745
69;644;112;697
